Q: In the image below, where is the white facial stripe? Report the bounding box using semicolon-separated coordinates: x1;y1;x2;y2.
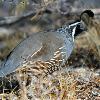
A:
72;27;76;42
69;21;81;42
69;22;80;28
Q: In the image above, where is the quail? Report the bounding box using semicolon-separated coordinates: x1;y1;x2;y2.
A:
0;10;94;77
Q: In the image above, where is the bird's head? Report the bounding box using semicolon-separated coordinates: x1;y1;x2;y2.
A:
80;10;94;27
70;10;94;38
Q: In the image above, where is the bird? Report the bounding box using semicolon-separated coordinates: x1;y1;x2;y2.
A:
0;10;94;77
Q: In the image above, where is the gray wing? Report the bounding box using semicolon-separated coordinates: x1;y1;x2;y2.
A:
0;31;74;77
0;32;43;77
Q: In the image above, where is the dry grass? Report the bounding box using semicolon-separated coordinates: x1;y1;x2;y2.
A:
0;66;99;100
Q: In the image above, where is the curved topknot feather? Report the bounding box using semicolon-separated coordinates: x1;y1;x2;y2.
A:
81;10;94;18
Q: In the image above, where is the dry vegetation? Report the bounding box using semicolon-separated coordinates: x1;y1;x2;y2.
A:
0;0;100;100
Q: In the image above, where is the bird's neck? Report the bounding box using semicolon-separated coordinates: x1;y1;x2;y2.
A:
56;25;68;34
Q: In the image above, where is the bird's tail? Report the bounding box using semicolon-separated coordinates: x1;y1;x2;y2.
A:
0;60;6;77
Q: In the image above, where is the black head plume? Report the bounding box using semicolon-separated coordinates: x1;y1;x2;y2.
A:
80;10;94;27
80;10;94;19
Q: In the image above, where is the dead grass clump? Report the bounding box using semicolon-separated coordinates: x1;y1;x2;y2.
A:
0;65;99;100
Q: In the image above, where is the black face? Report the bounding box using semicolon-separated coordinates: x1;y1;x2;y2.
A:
74;24;85;37
69;20;86;37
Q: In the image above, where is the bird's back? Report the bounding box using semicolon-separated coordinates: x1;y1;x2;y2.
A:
0;29;74;77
